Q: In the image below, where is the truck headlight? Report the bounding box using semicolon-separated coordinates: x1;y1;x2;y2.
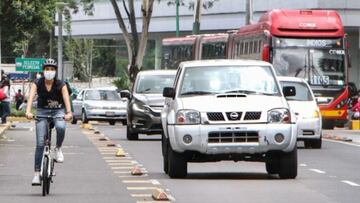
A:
302;110;320;119
176;110;201;125
268;108;291;124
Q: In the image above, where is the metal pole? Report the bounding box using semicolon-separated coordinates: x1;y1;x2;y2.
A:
176;0;180;37
246;0;253;25
192;0;202;35
56;2;68;80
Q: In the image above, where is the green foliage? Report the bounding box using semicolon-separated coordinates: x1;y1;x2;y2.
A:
164;0;219;9
64;38;98;81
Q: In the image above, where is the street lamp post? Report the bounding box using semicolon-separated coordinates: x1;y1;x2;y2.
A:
176;0;180;37
56;2;68;80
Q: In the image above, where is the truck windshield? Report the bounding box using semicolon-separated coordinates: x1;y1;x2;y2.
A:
180;65;280;96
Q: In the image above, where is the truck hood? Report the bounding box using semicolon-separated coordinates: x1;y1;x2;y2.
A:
179;94;287;112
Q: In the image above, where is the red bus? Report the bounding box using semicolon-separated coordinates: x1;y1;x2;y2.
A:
232;9;350;129
162;35;199;69
162;33;230;69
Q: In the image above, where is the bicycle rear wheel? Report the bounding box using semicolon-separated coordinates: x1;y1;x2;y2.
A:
42;156;49;196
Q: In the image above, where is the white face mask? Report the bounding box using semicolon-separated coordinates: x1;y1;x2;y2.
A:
44;71;56;80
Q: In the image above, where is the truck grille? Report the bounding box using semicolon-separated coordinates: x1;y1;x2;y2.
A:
226;112;242;121
244;112;261;120
207;112;225;121
208;131;259;143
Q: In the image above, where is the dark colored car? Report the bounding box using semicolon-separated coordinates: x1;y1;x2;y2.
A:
121;70;176;140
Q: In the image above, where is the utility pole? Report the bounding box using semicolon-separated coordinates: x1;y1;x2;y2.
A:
56;2;68;80
176;0;180;37
246;0;253;25
192;0;202;35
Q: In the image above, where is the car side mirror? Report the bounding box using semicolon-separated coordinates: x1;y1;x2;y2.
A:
120;90;131;99
283;86;296;97
163;87;175;99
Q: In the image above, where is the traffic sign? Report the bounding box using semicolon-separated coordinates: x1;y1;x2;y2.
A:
15;58;45;72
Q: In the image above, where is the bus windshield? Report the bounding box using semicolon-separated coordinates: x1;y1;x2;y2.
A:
272;37;345;87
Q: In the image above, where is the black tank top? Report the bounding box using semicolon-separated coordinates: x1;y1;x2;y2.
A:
35;78;65;109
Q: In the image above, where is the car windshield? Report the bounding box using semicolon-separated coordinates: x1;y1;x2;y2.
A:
85;90;120;101
272;37;345;87
280;81;314;101
136;74;175;94
180;65;280;96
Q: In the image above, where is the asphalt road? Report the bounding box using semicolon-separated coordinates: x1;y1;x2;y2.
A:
1;122;359;203
96;123;360;203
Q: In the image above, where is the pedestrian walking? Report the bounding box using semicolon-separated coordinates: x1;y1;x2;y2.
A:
0;76;11;124
15;89;24;110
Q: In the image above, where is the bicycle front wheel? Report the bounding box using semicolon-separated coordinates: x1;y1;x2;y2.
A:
42;156;49;196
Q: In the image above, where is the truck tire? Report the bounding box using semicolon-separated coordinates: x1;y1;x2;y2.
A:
162;133;169;174
167;143;187;178
278;147;297;179
265;152;280;174
126;125;139;140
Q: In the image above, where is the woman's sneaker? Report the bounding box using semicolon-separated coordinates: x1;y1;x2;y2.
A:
32;173;41;186
55;147;64;163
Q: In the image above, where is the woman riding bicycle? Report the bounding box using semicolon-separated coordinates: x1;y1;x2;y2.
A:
26;59;73;185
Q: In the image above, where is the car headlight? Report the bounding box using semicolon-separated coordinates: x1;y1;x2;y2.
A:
267;108;291;124
85;104;96;110
133;103;151;113
302;110;320;119
176;110;201;125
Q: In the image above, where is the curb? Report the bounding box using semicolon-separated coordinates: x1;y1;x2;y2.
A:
323;134;353;142
7;117;30;122
0;123;12;140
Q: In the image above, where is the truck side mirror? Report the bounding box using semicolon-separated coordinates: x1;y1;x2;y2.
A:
283;86;296;97
163;87;175;99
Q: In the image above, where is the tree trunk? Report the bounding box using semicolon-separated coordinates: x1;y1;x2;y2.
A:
110;0;155;82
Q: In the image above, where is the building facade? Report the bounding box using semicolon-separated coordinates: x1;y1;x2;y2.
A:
65;0;360;86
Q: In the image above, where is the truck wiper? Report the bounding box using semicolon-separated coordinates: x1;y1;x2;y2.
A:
225;89;258;94
181;91;216;95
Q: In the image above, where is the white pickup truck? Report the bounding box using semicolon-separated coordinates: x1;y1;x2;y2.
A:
161;60;298;179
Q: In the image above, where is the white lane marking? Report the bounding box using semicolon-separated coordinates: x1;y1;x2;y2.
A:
123;180;153;184
118;174;149;178
114;171;131;174
127;187;158;190
108;162;139;166
131;194;152;197
341;180;360;187
111;166;133;170
299;163;307;167
325;139;360;148
105;159;133;163
309;169;326;174
150;179;161;185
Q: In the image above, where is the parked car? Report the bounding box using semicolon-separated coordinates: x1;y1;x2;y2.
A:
279;77;322;149
161;59;298;179
72;88;127;125
121;70;177;140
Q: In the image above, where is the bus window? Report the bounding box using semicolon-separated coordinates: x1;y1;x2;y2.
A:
201;42;227;59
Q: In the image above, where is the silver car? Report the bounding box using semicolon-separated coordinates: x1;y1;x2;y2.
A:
72;88;127;125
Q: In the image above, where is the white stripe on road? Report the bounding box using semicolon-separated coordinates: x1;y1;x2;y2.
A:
309;169;326;174
341;180;360;187
299;163;307;167
127;187;158;190
118;174;149;178
131;194;152;197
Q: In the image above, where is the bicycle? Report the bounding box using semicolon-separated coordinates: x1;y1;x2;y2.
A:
34;115;63;196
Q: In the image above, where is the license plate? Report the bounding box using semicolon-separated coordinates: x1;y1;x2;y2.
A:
106;111;115;116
